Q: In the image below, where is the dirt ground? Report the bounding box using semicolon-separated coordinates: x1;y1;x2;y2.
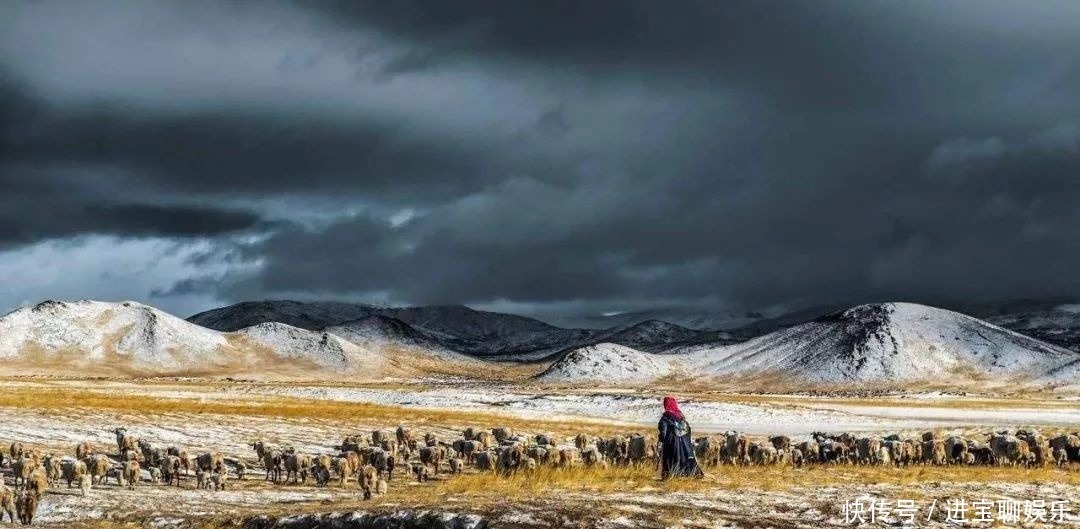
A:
0;377;1077;528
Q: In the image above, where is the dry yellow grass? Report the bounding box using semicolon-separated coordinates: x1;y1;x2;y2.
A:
0;385;632;438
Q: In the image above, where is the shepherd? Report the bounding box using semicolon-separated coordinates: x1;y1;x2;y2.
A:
657;395;703;479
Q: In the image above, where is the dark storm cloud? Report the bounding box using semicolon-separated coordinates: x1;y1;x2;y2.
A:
2;0;1080;316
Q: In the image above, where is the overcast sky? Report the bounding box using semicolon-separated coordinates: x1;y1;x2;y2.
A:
2;0;1079;319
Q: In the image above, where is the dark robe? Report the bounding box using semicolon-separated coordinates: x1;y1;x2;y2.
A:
658;411;703;479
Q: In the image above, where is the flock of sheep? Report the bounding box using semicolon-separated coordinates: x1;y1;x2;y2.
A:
1;425;1077;526
692;429;1080;468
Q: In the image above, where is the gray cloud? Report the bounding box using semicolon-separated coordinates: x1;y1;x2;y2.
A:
2;0;1080;317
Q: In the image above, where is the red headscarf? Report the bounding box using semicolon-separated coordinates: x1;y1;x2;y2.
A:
663;395;684;421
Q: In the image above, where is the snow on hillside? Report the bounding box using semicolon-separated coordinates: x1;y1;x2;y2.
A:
0;300;229;370
682;302;1080;383
233;322;372;371
538;343;672;382
324;316;478;363
986;307;1080;352
188;300;380;332
380;304;559;342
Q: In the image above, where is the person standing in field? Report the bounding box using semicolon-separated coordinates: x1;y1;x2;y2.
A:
658;395;703;479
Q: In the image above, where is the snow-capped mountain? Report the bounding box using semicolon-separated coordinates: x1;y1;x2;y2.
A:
0;300;421;377
682;302;1079;383
0;300;230;371
324;315;479;363
538;343;672;383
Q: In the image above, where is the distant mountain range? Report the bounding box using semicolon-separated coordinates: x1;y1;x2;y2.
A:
0;298;1076;388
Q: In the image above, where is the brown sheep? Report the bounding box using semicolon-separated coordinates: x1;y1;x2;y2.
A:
26;467;48;499
78;474;92;496
120;460;139;489
602;436;629;466
75;441;94;460
332;456;355;485
195;469;209;490
557;448;576;469
462;427;479;441
358;465;378;500
85;454;109;485
694;436;721;467
9;442;24;461
114;428;137;452
285;453;312;484
395;426;413;447
795;441;819;465
15;489;37;526
749;443;778;465
235;460;247;480
474;431;495;449
375;478;388;496
574;433;590;452
499;444;526;476
0;484;15;524
423;432;439;447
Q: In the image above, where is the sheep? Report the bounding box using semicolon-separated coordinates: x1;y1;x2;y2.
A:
523;457;538;473
1053;447;1069;468
366;447;391;480
62;458;88;488
395;426;413;447
419;446;444;475
42;454;62;487
628;434;653;466
285;453;312;484
9;441;24;461
75;441;94;460
474;451;497;472
795;441;819;465
148;466;163;484
1049;434;1080;462
78;474;92;496
197;452;225;474
602;436;629;467
855;437;881;465
574;433;591;451
498;444;526;476
557;449;577;470
122;460;140;489
372;429;392;446
161;455;182;486
769;436;791;452
0;484;15;524
375;478;388;496
448;457;464;474
85;454;110;485
790;448;805;467
462;427;479;441
211;470;228;491
332;456;355;485
114;428;137;452
725;432;749;465
492;427;513;444
195;469;209;490
581;446;603;468
358;465;378;500
11;456;33;488
749;443;778;465
922;440;947;466
15;489;37;526
235;460;247;480
474;431;495;449
990;435;1028;466
341;435;366;453
411;462;429;482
